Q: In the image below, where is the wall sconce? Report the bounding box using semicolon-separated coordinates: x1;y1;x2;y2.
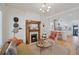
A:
13;17;22;36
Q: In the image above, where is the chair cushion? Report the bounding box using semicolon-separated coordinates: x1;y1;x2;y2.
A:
49;31;57;41
16;39;23;46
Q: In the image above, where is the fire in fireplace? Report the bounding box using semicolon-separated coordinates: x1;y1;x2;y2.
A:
31;34;37;43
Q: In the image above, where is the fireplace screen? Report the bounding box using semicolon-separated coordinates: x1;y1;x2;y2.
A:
31;34;37;43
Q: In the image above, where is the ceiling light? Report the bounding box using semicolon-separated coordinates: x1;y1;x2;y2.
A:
40;8;42;11
47;9;49;12
48;6;51;9
40;3;51;13
42;4;45;7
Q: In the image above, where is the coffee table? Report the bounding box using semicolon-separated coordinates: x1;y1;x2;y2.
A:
36;40;52;54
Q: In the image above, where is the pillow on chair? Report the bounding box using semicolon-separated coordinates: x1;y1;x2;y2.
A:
49;31;57;41
16;39;23;46
6;37;23;46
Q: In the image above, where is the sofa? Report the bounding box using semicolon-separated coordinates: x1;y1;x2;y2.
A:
0;37;34;55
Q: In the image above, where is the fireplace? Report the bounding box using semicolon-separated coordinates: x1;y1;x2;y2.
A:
30;32;38;44
26;20;41;44
31;34;37;43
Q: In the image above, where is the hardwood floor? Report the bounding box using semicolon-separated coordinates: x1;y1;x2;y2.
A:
55;36;76;55
26;37;74;55
0;36;77;55
27;43;69;55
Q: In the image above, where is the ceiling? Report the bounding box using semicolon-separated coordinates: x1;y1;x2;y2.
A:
6;3;79;16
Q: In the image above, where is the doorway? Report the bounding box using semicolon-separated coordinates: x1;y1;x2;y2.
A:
73;25;78;36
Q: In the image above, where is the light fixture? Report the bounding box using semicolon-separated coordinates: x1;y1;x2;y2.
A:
40;3;51;13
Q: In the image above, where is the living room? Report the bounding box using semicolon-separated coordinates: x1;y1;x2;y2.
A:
0;3;79;55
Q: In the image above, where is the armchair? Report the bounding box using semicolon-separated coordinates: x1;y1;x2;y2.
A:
47;31;57;45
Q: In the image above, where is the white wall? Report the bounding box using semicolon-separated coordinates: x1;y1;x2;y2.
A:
5;5;41;43
0;11;2;47
0;3;7;46
47;7;79;37
0;4;2;47
3;4;79;43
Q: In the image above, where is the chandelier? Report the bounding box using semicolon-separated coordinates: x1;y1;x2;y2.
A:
40;3;51;13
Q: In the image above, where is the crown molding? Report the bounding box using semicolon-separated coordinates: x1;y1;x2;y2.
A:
46;6;79;19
